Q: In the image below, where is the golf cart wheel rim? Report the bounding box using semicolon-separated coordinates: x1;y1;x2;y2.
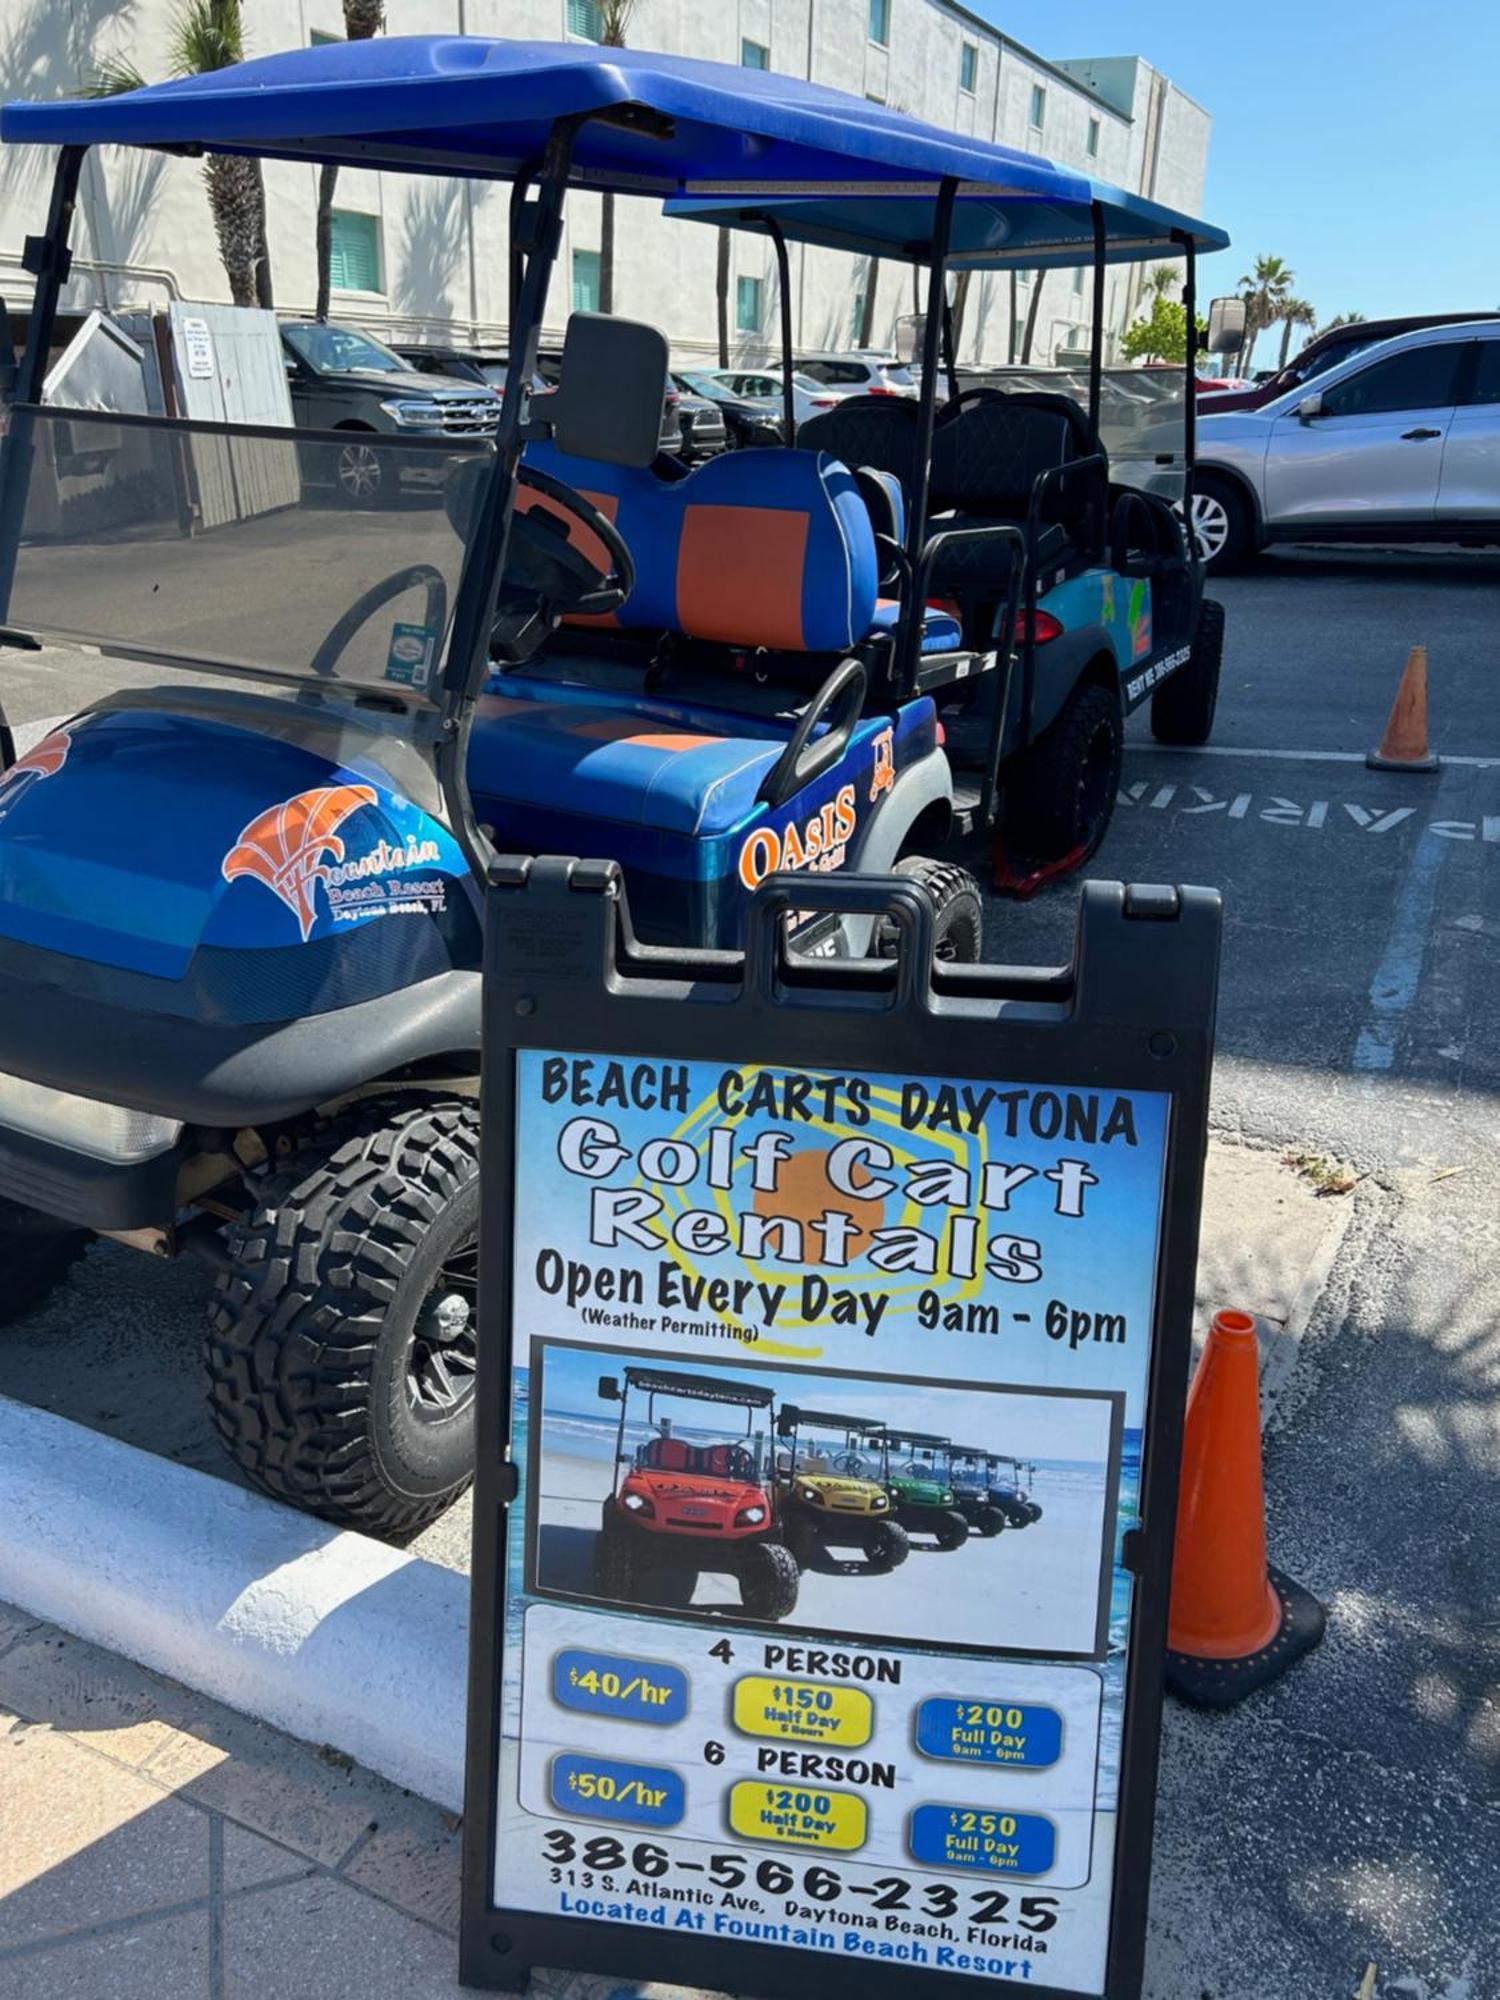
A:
1190;491;1229;561
338;441;381;499
406;1243;477;1422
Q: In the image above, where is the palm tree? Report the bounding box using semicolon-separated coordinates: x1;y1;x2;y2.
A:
1019;269;1046;363
314;0;385;321
1320;312;1367;333
857;255;881;348
1147;263;1177;301
1236;254;1293;371
1277;296;1317;370
715;227;730;366
596;0;639;314
88;1;272;310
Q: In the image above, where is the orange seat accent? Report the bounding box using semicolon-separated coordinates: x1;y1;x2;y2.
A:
677;504;808;651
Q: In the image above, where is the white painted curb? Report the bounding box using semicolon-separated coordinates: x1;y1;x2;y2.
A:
0;1395;468;1810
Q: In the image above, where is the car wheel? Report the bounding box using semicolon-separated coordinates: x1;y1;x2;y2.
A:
1189;475;1253;571
335;432;388;507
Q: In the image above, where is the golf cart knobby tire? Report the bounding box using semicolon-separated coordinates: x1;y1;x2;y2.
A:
205;1094;481;1539
1003;679;1123;866
739;1541;800;1620
0;1223;89;1326
863;1519;911;1571
594;1519;642;1602
974;1507;1007;1539
935;1510;971;1552
1151;596;1224;746
877;857;984;964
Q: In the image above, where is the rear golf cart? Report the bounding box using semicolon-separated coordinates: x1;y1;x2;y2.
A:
0;39;1227;1538
950;1445;1042;1534
594;1368;797;1621
855;1428;970;1552
773;1403;910;1573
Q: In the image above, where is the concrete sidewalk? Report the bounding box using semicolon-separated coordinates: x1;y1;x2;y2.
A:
0;1600;723;2000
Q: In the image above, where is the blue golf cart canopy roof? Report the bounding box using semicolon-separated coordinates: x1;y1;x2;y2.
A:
1;35;1226;262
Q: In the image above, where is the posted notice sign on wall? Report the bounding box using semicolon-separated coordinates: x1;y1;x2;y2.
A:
481;1047;1168;1997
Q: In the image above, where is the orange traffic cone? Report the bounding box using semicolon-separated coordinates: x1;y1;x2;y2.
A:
1367;644;1438;771
1164;1308;1325;1707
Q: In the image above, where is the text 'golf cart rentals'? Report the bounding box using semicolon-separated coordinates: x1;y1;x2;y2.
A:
0;37;1228;1534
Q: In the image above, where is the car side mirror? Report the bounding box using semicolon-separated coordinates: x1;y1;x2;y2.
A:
1296;391;1324;424
1206;296;1247;357
548;314;668;468
597;1375;620;1402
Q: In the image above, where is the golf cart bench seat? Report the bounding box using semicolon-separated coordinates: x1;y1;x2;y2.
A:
639;1436;755;1479
467;673;900;838
522;439;961;660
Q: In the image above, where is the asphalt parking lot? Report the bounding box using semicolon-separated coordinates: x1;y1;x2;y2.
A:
3;544;1499;1998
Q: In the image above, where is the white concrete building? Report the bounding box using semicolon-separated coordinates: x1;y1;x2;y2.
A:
0;0;1213;370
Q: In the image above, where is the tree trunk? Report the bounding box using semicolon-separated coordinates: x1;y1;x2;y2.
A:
1008;271;1018;363
858;258;880;349
252;162;274;309
1278;312;1295;370
1020;272;1045;364
316;161;342;320
205;154;265;309
716;228;730;366
599;193;616;314
950;270;972;362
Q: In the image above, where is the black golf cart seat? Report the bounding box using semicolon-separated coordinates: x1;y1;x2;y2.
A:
927;389;1107;591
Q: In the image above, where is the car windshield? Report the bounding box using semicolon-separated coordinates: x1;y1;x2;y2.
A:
283;324;410;377
677;372;731;401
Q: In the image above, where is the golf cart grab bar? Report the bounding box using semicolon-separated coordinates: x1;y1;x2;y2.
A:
900;520;1025;700
1027;451;1109;558
756;655;867;809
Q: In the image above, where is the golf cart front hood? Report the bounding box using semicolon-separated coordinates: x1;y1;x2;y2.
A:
0;708;473;1003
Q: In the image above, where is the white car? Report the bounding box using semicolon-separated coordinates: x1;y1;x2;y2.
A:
680;367;841;426
1192;319;1500;569
794;352;919;400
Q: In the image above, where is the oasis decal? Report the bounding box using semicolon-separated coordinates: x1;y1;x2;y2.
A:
737;785;858;892
222;782;448;940
0;726;74;826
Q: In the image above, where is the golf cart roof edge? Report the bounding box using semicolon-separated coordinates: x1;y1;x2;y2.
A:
620;1365;776;1408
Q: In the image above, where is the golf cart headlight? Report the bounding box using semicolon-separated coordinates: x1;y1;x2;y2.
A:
735;1504;767;1527
0;1070;182;1164
798;1485;821;1505
379;398;441;427
870;1493;888;1509
622;1492;649;1513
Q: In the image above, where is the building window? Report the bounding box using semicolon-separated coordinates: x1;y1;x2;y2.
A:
736;274;764;334
850;290;867;345
567;0;602;41
1072;265;1086;296
741;37;769;69
960;42;977;94
329;210;382;293
1086;116;1100;158
1029;84;1046;132
573;248;601;315
869;0;890;48
309;27;339;44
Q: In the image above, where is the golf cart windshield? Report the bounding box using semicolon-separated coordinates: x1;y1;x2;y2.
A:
282;324;410;378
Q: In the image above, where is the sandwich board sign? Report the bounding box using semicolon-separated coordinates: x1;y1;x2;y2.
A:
463;862;1220;2000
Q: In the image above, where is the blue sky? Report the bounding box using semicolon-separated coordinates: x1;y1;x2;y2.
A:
973;1;1500;361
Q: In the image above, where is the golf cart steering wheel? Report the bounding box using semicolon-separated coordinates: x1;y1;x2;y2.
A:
510;465;635;620
310;563;448;682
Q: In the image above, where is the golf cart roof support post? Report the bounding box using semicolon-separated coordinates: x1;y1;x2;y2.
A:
764;214;797;447
1088;200;1106;437
0;143;84;626
1177;228;1198;515
437;115;581;879
940;288;959;403
898;173;958;699
507;168;533;337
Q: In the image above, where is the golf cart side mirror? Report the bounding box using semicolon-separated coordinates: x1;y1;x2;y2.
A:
1296;391;1325;424
550;314;667;468
598;1375;620;1402
895;312;925;365
1205;295;1247;356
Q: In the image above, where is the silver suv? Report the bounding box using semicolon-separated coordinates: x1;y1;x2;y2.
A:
1192;319;1500;568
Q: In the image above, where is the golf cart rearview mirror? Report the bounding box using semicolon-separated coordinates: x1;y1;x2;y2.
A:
1205;295;1247;356
1296;391;1325;423
549;314;667;468
598;1375;620;1402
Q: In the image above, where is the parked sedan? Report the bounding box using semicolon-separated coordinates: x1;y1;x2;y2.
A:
683;366;841;427
672;371;786;446
1192;320;1500;569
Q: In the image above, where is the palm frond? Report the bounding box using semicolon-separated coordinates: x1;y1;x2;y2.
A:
166;0;245;79
84;55;150;96
597;0;639;49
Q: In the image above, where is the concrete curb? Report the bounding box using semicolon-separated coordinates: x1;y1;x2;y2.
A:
0;1395;468;1810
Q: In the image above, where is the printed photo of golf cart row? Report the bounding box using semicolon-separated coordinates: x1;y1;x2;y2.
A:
530;1347;1113;1653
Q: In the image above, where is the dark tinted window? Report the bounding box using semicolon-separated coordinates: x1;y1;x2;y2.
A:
1320;343;1463;417
1299;335;1380;383
1461;340;1500;406
798;359;869;385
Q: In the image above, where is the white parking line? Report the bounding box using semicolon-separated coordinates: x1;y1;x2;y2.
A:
1138;744;1500;769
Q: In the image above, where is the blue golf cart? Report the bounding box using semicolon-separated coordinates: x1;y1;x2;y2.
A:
0;38;1226;1532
